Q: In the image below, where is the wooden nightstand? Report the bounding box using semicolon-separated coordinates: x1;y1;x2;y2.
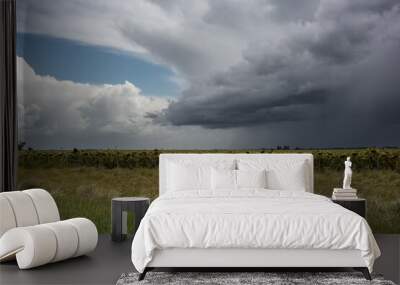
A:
332;198;366;218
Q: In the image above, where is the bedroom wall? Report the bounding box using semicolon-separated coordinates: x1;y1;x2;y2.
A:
15;0;400;233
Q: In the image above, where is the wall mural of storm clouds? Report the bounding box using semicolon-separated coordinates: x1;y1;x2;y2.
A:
17;0;400;149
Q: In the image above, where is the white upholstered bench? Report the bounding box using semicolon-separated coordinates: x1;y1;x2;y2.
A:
0;189;98;269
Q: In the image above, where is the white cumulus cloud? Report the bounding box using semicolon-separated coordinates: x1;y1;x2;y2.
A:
18;56;168;146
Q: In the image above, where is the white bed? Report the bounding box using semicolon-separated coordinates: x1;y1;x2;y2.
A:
131;154;380;280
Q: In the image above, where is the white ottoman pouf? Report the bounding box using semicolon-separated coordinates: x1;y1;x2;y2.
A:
0;189;98;269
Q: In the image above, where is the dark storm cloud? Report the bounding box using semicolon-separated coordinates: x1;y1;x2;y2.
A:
159;0;400;139
17;0;400;148
163;89;328;128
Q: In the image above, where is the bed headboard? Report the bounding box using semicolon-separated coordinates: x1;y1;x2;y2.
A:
159;153;314;195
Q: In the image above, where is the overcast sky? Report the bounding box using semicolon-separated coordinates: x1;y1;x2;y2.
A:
17;0;400;149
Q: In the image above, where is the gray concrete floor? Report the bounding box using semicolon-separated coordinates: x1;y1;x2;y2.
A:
374;234;400;284
0;235;133;285
0;234;399;285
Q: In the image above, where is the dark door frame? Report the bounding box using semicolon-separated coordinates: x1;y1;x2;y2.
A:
0;0;17;192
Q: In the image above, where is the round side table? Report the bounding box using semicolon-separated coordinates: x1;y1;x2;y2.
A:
111;197;150;242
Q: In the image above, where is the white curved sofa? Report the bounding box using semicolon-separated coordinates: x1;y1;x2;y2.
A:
0;189;98;269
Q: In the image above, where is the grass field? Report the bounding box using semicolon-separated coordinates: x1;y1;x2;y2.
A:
17;166;400;234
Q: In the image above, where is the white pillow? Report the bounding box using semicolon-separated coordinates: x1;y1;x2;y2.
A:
236;169;267;189
238;159;307;191
167;162;212;192
266;163;306;191
212;168;236;191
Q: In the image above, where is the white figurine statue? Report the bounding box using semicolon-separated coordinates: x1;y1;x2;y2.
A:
343;157;352;189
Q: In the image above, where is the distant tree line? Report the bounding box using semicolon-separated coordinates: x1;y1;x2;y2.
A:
17;148;400;172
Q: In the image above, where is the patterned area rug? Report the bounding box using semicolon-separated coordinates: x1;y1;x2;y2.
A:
116;272;396;285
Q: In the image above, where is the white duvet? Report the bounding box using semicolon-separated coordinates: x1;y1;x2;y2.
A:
131;190;380;273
